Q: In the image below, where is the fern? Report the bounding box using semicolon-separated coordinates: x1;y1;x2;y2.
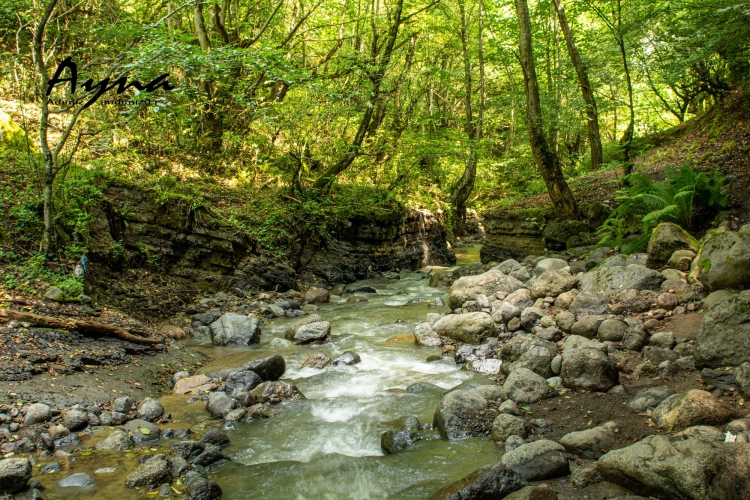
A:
596;165;727;254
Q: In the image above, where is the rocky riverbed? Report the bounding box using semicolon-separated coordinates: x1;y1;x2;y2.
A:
3;222;750;500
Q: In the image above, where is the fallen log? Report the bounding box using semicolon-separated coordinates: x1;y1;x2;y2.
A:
0;308;164;345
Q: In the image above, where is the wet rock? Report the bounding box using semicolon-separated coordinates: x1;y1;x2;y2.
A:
579;265;664;296
40;462;61;474
63;409;89;431
48;424;70;440
432;312;498;344
448;270;527;310
301;354;332;370
185;475;222;500
137;397;164;422
244;354;286;381
250;381;305;404
125;456;171;489
571;315;606;339
598;435;750;500
500;368;557;404
54;433;81;448
174;374;217;396
193;447;226;467
560;421;618;459
491;414;527;442
503;485;559;500
500;440;569;481
56;472;95;489
646;223;698;269
381;430;420;454
206;392;237;418
433;389;488;439
414;323;442;347
427;464;527;500
209;313;261;346
161;325;186;339
626;387;676;413
345;284;377;294
500;335;557;378
285;315;331;344
112;396;135;414
407;382;444;395
0;458;31;494
123;419;160;445
171;441;205;459
23;403;51;426
695;295;750;368
690;231;750;292
95;430;133;452
560;348;619;392
225;370;263;392
331;351;361;365
530;268;578;299
651;389;733;432
305;287;330;304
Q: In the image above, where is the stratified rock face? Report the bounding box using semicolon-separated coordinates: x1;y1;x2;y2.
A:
650;390;733;432
695;295;750;368
646;222;699;269
598;435;750;500
448;270;527;310
690;231;750;292
579;265;664;296
427;465;527;500
209;313;261;346
479;209;552;264
432;312;498;344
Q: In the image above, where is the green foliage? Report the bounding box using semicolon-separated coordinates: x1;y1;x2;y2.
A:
597;165;727;253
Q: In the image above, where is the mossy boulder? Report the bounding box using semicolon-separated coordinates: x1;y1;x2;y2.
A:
689;231;750;292
645;223;699;269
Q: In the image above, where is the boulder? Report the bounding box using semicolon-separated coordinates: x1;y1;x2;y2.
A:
201;429;231;447
735;362;750;400
598;435;750;500
448;270;527;310
433;389;488;439
95;430;133;452
500;440;570;481
568;291;609;316
560;421;618;458
519;307;544;330
209;313;261;346
56;472;95;489
112;396;135;413
301;353;332;370
690;231;750;292
185;475;222;500
225;370;263;392
500;335;557;378
285;314;331;343
504;288;534;309
500;368;557;404
125;456;171;489
173;374;217;395
543;220;589;251
530;268;578;299
305;287;330;304
432;312;497;344
646;223;699;269
703;289;738;309
23;403;51;425
626;387;676;413
137;397;164;422
675;425;726;442
123;419;160;445
250;381;305;404
560;348;618;392
649;331;675;349
414;323;442;347
244;354;286;381
491;414;527;442
597;319;628;342
331;351;361;365
0;458;31;494
381;430;419;454
695;295;750;368
427;465;527;500
570;315;606;339
555;311;575;332
579;265;664;296
651;389;733;432
206;392;237;418
668;249;696;272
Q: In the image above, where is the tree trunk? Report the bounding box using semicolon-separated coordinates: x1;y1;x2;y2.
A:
514;0;578;220
552;0;603;170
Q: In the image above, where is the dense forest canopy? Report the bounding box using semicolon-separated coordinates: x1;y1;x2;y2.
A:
1;0;749;253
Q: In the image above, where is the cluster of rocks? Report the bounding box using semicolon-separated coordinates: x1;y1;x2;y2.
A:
418;222;750;498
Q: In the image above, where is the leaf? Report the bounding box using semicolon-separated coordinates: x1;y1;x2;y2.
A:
139;428;151;435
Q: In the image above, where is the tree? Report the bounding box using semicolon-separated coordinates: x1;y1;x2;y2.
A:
552;0;603;170
514;0;578;220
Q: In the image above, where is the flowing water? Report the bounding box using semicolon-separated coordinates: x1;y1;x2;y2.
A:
39;245;499;499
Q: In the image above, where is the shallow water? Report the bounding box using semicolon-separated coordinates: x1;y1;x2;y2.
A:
39;249;501;499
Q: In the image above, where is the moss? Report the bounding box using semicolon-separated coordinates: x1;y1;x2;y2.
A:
699;258;712;274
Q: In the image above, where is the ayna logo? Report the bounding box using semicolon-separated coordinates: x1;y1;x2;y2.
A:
46;56;174;109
